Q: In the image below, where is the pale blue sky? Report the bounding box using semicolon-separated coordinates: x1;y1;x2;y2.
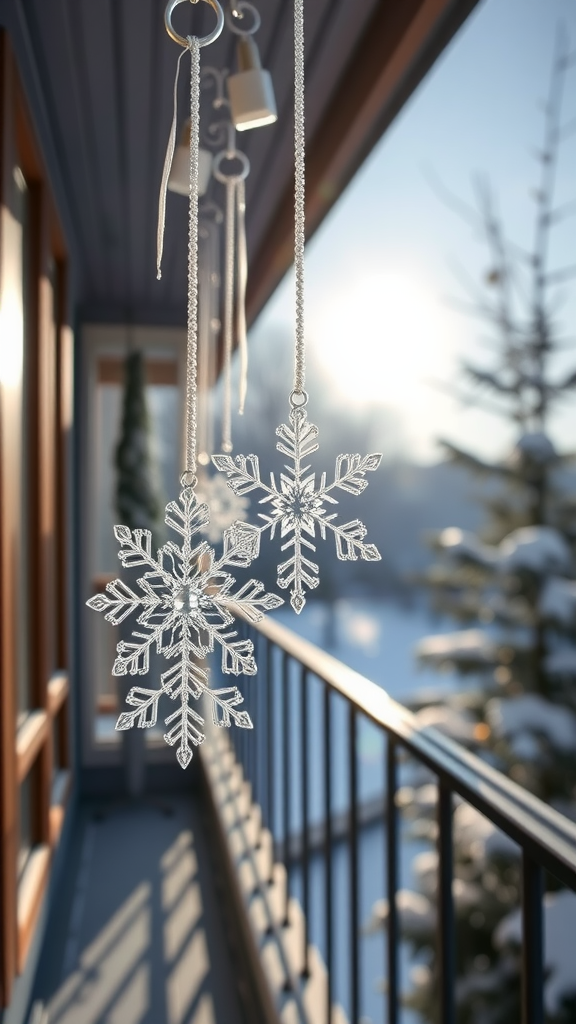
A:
249;0;576;463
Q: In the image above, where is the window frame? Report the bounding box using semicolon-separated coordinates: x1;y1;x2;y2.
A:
0;31;73;1003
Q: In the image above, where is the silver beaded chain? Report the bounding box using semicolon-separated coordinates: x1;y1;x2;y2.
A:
293;0;306;401
184;36;201;483
221;177;236;453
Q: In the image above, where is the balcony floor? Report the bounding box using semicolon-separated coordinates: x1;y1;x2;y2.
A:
32;794;246;1024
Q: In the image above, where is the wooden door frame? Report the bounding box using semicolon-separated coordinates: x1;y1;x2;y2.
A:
0;31;72;1004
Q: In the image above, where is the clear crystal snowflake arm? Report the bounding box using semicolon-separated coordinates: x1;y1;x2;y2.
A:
87;485;282;767
212;405;382;613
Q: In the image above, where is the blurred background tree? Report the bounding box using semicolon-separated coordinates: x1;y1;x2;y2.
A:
115;349;164;545
389;32;576;1023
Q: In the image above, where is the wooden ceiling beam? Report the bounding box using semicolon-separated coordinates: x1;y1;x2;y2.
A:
246;0;481;327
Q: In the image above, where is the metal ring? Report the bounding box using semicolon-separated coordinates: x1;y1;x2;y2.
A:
212;148;250;184
289;389;308;409
165;0;225;49
226;1;261;37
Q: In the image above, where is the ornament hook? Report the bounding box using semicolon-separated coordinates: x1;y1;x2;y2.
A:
165;0;225;49
226;1;261;37
212;147;250;184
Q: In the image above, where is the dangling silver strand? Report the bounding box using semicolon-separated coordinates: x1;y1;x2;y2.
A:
293;0;306;399
184;36;201;482
236;177;248;415
212;0;383;613
213;128;251;452
88;0;282;768
222;175;236;452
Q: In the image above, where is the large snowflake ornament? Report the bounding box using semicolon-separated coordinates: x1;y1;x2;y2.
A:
212;404;382;613
87;484;282;767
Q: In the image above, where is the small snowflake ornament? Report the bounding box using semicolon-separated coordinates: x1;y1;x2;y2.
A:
213;402;382;613
210;1;383;610
87;482;282;767
196;471;249;544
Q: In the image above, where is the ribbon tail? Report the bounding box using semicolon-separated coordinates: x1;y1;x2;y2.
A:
157;49;186;280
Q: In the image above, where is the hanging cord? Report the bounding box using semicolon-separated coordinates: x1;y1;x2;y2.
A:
221;176;236;453
155;38;201;477
184;36;201;480
236;178;248;415
292;0;306;401
213;136;250;451
197;222;212;465
160;0;225;480
207;209;222;458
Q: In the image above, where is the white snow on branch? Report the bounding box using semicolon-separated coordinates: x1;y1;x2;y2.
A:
545;648;576;677
437;525;572;577
438;527;496;566
453;803;518;862
413;703;479;742
539;576;576;625
416;630;498;669
365;890;436;936
397;783;438;813
487;694;576;753
412;851;482;907
494;891;576;1013
499;527;571;574
509;432;557;465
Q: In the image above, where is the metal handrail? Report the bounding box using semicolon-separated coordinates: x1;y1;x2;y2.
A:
252;613;576;888
231;610;576;1024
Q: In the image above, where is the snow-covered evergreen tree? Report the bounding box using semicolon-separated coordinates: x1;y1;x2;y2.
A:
115;350;163;543
373;36;576;1023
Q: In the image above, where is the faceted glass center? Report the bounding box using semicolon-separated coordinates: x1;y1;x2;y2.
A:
292;492;313;516
174;584;201;616
280;485;321;519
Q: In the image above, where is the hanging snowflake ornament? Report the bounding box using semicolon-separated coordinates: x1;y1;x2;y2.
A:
86;0;283;769
196;471;250;544
87;483;281;767
212;0;382;612
213;405;382;612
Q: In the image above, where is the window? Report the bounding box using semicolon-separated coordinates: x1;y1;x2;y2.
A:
82;329;184;758
0;33;72;1001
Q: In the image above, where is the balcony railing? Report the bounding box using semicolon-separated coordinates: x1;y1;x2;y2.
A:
227;611;576;1024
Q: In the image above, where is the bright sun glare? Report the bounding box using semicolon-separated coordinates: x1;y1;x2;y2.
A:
310;272;451;406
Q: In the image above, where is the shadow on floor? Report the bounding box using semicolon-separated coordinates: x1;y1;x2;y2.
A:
31;795;245;1024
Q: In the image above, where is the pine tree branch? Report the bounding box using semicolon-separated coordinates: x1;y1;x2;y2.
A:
426;378;513;420
439;439;512;477
545;264;576;285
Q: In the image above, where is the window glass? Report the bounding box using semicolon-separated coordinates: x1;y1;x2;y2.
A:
18;770;34;880
13;166;32;725
52;713;61;775
91;356;180;745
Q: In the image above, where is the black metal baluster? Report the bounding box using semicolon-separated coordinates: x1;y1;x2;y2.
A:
386;737;398;1024
253;633;260;805
349;706;359;1024
266;641;274;850
249;627;256;788
521;851;544;1024
240;623;248;771
247;632;254;790
437;780;455;1024
282;651;290;925
301;666;310;976
257;634;265;811
324;683;333;1024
